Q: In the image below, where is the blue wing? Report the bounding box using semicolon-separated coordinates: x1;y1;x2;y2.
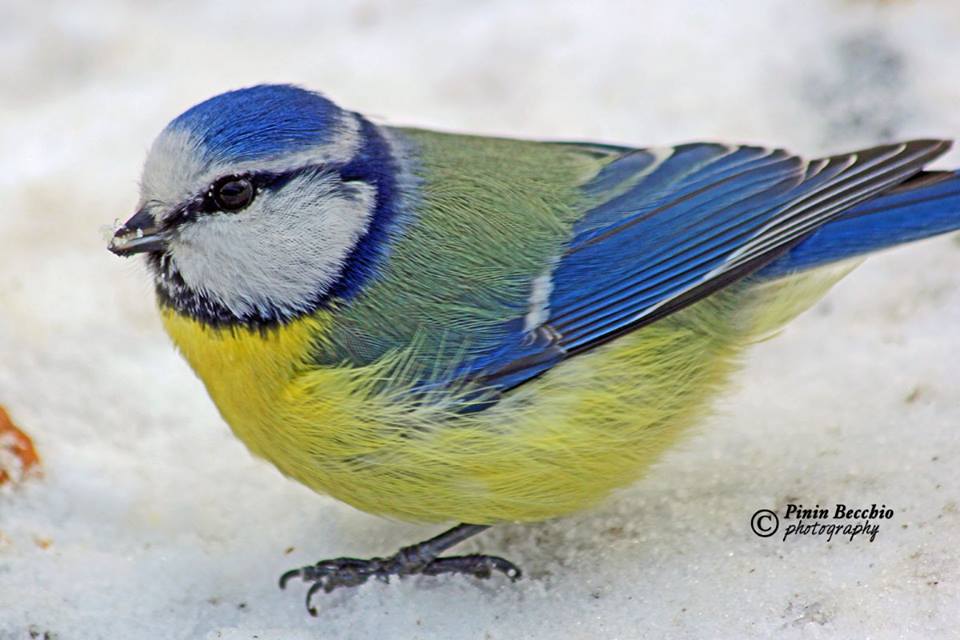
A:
444;138;950;398
759;169;960;278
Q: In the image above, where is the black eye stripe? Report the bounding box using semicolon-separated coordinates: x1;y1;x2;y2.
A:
168;164;366;224
201;171;297;210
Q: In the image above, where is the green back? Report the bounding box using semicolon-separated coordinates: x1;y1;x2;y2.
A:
316;129;613;367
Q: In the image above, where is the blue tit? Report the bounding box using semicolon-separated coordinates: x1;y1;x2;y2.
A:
108;84;960;613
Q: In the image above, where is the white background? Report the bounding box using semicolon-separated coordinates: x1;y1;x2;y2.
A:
1;1;959;638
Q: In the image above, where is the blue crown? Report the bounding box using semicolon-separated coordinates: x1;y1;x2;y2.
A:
168;84;342;162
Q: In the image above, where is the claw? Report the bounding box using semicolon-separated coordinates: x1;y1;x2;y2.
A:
419;554;522;581
282;552;523;613
306;581;324;616
279;524;520;614
278;567;301;590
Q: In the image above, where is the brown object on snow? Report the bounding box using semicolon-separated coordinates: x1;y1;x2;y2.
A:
0;405;41;486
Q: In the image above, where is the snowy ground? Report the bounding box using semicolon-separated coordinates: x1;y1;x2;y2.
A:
2;1;959;638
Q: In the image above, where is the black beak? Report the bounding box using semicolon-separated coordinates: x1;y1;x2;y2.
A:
108;207;167;256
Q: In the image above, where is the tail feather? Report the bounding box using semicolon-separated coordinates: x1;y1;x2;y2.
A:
759;170;960;278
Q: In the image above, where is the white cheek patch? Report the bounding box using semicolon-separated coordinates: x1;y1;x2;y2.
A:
169;173;376;319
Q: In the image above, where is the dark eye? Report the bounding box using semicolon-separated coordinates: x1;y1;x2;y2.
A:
212;176;255;211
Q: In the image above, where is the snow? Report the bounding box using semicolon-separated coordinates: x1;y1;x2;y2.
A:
2;0;959;637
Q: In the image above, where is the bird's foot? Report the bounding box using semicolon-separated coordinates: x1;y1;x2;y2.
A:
279;526;521;615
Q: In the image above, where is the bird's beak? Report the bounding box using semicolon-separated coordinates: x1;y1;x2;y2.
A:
108;207;167;256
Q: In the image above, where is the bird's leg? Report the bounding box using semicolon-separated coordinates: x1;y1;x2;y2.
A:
280;523;521;614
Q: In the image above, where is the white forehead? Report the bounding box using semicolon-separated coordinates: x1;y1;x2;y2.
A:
139;111;363;212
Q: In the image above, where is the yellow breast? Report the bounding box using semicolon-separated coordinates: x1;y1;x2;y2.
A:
159;267;845;524
161;308;343;474
160;305;733;524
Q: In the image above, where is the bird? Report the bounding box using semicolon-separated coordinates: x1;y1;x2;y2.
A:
108;84;960;614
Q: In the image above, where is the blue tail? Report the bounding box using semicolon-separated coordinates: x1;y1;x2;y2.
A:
759;170;960;279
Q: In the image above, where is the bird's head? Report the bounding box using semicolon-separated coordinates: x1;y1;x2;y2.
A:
109;84;398;326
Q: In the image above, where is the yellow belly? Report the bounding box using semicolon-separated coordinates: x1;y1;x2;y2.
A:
160;266;848;523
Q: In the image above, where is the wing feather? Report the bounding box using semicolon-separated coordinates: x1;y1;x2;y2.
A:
465;139;950;392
